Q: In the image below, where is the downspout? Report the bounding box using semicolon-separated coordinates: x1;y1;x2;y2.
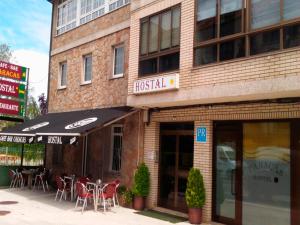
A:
137;110;141;166
45;1;54;168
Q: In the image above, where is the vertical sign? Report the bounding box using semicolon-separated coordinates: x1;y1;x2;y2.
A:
0;61;28;121
196;127;207;143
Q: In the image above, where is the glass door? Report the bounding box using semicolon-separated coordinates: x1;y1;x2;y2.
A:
242;122;291;225
213;123;242;225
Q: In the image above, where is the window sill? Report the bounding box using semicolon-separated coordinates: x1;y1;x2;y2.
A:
111;74;124;79
80;81;92;86
57;86;67;90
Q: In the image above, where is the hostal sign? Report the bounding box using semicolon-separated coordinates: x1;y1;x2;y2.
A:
133;74;179;94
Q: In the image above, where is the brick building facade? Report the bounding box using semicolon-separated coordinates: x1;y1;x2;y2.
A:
46;0;143;189
128;0;300;225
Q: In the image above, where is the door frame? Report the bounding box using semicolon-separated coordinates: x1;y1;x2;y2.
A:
212;121;243;225
213;119;299;225
158;122;194;212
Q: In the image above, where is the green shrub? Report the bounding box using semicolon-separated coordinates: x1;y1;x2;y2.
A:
132;163;150;197
117;185;127;195
123;189;134;205
185;168;206;208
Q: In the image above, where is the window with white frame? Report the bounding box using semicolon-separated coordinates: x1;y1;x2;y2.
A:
83;54;92;83
56;0;131;35
113;45;124;78
111;125;123;172
57;0;77;35
59;62;67;88
80;0;105;25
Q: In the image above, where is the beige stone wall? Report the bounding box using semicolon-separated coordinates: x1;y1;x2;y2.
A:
128;0;300;108
49;1;130;113
143;101;300;222
48;27;130;113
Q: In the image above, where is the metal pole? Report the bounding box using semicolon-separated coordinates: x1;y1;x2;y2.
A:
20;144;24;166
24;68;30;121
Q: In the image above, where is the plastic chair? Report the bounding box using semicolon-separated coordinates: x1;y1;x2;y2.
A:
75;182;95;213
55;176;71;201
8;169;17;188
33;169;49;192
114;179;121;206
77;177;90;185
98;183;117;212
15;170;24;188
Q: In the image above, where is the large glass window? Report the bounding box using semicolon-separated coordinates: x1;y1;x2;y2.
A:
139;6;181;76
57;0;77;35
251;0;280;29
284;0;300;20
196;0;217;42
56;0;131;35
243;122;290;225
194;0;300;66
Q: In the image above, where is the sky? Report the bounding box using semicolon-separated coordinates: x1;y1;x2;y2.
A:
0;0;52;100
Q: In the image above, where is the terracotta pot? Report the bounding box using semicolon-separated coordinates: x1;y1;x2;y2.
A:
133;196;145;211
188;208;203;224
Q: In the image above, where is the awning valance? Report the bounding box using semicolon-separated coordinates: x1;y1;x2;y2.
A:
0;106;134;144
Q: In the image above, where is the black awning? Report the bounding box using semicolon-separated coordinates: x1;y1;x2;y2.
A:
0;106;134;144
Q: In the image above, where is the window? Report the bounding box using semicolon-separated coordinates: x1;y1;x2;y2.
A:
80;0;105;25
59;62;67;88
53;145;63;165
57;0;77;35
194;0;300;66
110;125;123;172
56;0;131;35
139;6;181;76
113;45;124;78
83;54;92;83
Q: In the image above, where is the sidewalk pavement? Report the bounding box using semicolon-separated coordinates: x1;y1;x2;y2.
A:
0;188;192;225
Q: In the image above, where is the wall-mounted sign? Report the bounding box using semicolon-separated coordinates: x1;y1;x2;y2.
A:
0;79;25;99
0;61;27;82
37;135;78;145
0;135;34;144
196;127;207;143
133;74;179;95
0;98;25;117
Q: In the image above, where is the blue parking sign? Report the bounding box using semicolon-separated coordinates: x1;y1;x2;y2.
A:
196;127;207;143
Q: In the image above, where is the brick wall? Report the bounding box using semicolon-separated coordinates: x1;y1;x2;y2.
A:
143;101;300;222
48;27;130;113
128;0;300;107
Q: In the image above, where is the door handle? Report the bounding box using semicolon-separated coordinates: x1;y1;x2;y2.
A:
231;169;236;196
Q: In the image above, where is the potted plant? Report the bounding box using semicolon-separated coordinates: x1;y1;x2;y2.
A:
132;163;150;210
185;168;206;224
118;185;134;208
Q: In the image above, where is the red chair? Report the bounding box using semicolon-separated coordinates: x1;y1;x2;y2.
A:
77;177;90;185
98;183;117;212
55;176;71;201
75;182;95;213
114;179;121;206
8;169;17;188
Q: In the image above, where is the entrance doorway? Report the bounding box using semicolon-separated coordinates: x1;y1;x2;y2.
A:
158;123;194;212
213;120;300;225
